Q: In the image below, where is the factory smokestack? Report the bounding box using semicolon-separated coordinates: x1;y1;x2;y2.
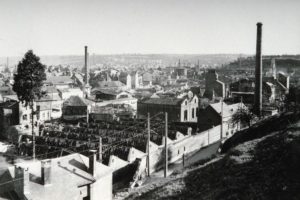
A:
254;22;263;116
84;46;88;85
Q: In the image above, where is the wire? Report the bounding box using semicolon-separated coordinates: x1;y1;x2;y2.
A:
0;177;24;187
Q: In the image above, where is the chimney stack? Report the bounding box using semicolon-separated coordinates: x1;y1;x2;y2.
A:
41;159;52;186
254;22;263;117
271;58;276;79
88;150;97;176
84;46;88;85
15;166;30;198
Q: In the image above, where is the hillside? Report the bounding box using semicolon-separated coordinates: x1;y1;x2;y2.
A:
124;117;300;200
224;55;300;70
0;54;240;67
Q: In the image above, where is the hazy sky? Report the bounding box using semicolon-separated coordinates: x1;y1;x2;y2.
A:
0;0;299;56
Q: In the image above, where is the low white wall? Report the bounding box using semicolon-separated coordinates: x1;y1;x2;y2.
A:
111;125;223;186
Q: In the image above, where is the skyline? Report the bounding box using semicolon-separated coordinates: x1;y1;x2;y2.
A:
0;0;300;57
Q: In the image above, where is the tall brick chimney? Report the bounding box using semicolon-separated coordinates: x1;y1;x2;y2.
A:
88;150;97;176
84;46;88;85
254;22;263;116
41;159;52;186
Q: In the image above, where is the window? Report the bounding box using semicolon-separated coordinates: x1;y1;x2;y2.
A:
184;110;188;121
178;150;180;155
185;101;187;105
23;114;27;121
192;108;195;118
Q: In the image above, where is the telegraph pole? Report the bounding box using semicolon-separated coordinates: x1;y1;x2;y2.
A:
99;137;102;162
147;113;150;176
86;106;89;128
164;112;168;178
6;57;9;69
30;100;36;160
220;99;224;140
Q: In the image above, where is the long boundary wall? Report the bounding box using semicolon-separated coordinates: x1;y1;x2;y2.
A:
108;125;222;187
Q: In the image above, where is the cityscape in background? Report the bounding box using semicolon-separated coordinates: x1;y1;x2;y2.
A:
0;0;300;200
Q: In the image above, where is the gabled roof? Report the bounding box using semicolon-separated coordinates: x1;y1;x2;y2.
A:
36;93;62;101
72;73;84;84
58;87;83;94
209;102;245;118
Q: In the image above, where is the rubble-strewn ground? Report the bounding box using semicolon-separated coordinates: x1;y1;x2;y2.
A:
121;120;300;200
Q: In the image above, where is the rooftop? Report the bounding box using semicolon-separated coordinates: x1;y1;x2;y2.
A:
141;97;184;106
97;81;125;88
209;102;245;118
0;154;111;200
45;76;73;85
63;96;88;107
91;88;120;96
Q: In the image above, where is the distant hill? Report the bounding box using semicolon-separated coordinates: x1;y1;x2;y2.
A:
224;55;300;71
0;54;242;68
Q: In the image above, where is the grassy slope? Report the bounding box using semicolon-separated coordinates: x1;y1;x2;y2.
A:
127;122;300;200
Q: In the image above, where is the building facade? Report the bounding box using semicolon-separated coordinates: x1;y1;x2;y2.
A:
137;93;198;122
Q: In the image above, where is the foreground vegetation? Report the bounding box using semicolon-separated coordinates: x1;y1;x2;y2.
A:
126;114;300;200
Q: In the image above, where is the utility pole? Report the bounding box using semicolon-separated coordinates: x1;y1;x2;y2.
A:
164;112;168;178
30;100;36;160
147;113;150;177
86;106;89;128
99;137;102;162
220;99;224;140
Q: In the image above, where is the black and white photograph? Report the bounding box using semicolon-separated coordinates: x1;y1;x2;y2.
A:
0;0;300;199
